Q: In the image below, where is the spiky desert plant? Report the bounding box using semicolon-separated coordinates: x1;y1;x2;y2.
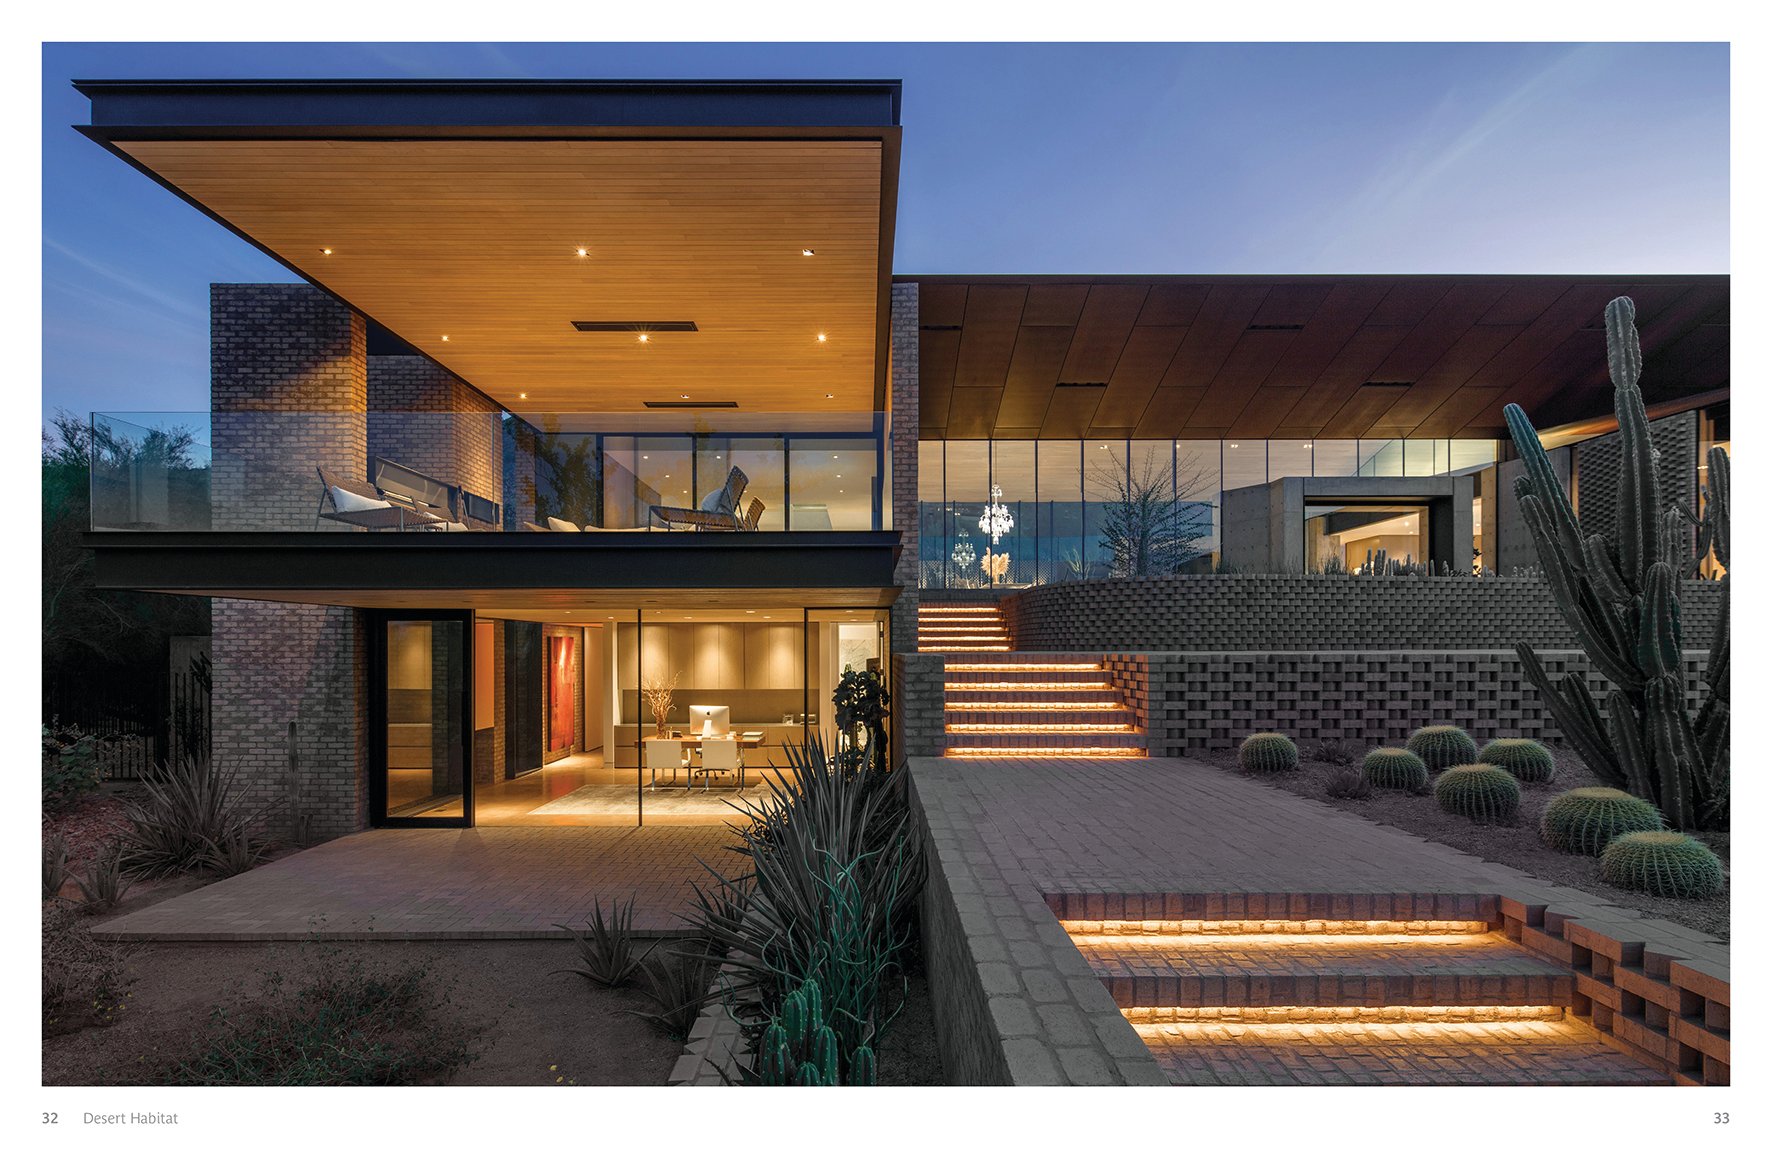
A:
1598;831;1724;899
1478;739;1557;785
43;833;71;901
556;895;651;989
1362;747;1429;793
1540;787;1663;855
1505;296;1728;831
1239;733;1299;773
1407;725;1477;770
1434;764;1521;823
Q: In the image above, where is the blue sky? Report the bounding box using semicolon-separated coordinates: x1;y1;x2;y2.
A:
41;41;1729;419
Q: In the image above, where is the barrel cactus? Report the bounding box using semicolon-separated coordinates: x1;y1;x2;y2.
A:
1362;747;1429;793
1540;787;1663;855
1479;739;1557;785
1434;764;1521;822
1598;831;1724;899
1239;733;1299;773
1407;725;1478;770
1505;295;1729;832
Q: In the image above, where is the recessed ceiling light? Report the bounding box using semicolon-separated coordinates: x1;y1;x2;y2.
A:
680;393;690;399
639;334;650;343
1229;443;1239;448
441;335;449;342
320;247;333;255
832;454;839;460
816;333;827;343
836;474;842;479
746;610;756;614
824;393;835;399
802;248;815;256
1303;443;1312;448
519;393;528;399
575;247;589;257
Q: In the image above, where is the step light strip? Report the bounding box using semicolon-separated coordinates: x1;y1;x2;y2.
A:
1062;918;1490;937
1124;1005;1562;1025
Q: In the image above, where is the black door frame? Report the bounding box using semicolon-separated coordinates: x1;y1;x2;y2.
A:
368;608;476;828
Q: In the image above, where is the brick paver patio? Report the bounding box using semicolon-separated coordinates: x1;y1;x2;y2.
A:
93;826;742;940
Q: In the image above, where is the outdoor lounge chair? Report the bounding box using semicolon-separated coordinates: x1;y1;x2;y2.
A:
648;466;750;531
741;496;765;531
316;467;447;531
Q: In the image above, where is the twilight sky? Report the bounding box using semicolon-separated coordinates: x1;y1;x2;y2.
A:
41;41;1729;419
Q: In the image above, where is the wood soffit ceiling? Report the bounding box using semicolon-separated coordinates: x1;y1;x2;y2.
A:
115;138;887;418
908;276;1730;440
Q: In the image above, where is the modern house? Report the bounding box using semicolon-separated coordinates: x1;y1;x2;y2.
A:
75;78;1730;835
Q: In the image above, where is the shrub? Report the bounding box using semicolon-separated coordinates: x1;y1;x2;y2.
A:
1362;748;1429;793
1433;764;1520;823
1478;739;1557;785
1541;787;1663;855
1407;725;1478;770
630;940;719;1042
1306;739;1364;768
1239;733;1299;773
557;895;652;989
1323;769;1371;800
42;903;132;1037
1598;832;1724;900
119;754;266;877
73;848;134;914
202;824;269;877
43;723;101;814
43;833;71;901
168;946;478;1085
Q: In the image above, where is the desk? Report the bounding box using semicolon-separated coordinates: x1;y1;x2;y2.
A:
644;733;765;790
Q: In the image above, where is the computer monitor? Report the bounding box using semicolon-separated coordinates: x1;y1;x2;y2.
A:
689;704;731;737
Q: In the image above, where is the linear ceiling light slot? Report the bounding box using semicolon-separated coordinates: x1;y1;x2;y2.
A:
643;400;738;409
573;321;699;332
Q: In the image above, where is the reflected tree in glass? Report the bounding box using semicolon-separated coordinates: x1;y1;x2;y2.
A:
1089;445;1214;578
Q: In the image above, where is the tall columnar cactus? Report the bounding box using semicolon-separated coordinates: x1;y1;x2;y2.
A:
757;978;877;1086
1505;296;1729;831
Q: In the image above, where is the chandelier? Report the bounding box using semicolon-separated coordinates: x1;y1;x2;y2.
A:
951;539;977;570
978;484;1015;546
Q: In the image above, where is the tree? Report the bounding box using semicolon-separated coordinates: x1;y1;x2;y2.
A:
1087;446;1214;578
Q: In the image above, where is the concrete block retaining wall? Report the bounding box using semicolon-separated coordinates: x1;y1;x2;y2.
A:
997;575;1723;654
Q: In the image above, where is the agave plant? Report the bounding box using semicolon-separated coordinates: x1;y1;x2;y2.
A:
43;833;71;901
689;738;926;1076
73;847;135;912
119;754;268;876
628;940;719;1041
556;895;652;989
1504;296;1728;831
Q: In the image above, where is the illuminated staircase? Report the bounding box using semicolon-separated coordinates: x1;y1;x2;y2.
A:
942;655;1146;758
1059;910;1666;1086
917;603;1011;654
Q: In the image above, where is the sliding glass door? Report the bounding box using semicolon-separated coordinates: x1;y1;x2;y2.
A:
370;611;473;827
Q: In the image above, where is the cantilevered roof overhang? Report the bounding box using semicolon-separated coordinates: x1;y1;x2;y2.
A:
86;530;902;609
75;78;902;418
907;273;1729;440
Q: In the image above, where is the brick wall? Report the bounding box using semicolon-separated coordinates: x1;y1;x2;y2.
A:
891;652;946;764
998;575;1723;652
210;284;369;836
367;354;504;502
889;282;920;653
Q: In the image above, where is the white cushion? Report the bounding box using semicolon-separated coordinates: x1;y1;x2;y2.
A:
440;521;469;532
546;516;581;532
699;488;731;514
330;486;387;514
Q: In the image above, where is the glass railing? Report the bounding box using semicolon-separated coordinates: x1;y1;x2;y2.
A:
90;411;888;533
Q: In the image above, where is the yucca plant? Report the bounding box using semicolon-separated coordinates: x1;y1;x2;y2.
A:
629;940;720;1042
73;847;134;913
1505;295;1728;830
203;824;269;877
43;833;71;901
557;895;652;989
120;754;266;876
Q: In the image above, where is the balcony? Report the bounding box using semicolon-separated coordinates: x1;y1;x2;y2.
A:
85;411;899;603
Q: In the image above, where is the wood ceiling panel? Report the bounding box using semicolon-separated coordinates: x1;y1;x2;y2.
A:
122;139;885;417
1191;332;1302;431
1262;281;1393;387
1040;385;1108;438
1363;283;1511;386
1478;282;1569;326
1465;284;1616;388
1248;283;1335;327
951;284;1027;386
916;327;960;436
1091;326;1187;431
1378;323;1523;433
995;326;1075;430
1058;284;1150;384
1363;280;1455;328
1135;284;1210;328
1161;284;1271;386
1323;383;1414;438
917;283;969;327
1020;284;1091;327
1228;386;1308;437
1134;385;1212;438
944;386;1003;439
1287;325;1412;435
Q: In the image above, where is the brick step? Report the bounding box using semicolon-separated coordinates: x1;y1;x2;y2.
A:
944;668;1112;686
945;688;1119;707
945;745;1149;758
945;707;1136;728
1133;1016;1669;1086
944;729;1147;752
1074;931;1574;1010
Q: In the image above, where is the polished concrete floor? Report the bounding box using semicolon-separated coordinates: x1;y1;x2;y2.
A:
474;751;772;827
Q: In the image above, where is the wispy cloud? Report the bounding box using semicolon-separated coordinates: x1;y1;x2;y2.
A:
43;236;206;323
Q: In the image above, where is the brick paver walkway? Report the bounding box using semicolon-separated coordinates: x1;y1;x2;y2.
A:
910;755;1721;1085
94;826;743;940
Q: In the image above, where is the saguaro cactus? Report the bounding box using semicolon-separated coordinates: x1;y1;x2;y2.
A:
1504;296;1728;830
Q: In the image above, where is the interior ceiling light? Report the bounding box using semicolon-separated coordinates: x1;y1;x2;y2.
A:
639;334;650;343
320;247;333;255
575;247;589;257
817;333;827;342
519;393;528;399
825;393;835;399
802;248;816;256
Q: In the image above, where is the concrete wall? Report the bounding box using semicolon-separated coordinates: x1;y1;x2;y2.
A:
998;575;1724;653
1496;447;1571;574
210;284;370;838
1220;475;1474;573
889;282;920;653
